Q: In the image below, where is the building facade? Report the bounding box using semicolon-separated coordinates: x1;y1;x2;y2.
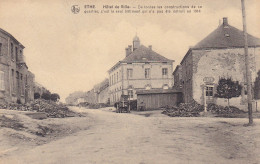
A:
173;18;260;110
108;36;174;104
0;28;35;104
93;78;109;104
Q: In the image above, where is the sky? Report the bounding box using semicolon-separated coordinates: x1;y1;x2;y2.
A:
0;0;259;102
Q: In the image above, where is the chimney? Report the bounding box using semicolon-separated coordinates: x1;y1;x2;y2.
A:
125;45;132;57
148;45;152;50
128;45;132;53
223;17;228;27
125;47;130;57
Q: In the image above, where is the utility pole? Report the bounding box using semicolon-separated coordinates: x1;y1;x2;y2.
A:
241;0;253;125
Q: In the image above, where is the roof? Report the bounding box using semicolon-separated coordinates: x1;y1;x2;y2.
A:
0;28;25;48
193;22;260;49
173;65;181;75
136;89;182;95
93;78;109;92
121;45;173;63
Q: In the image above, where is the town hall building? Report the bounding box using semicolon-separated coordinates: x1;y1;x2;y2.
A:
108;36;174;104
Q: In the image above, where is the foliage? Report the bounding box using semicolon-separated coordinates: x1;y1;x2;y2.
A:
41;92;51;100
215;77;242;106
50;93;60;102
34;92;41;99
254;70;260;100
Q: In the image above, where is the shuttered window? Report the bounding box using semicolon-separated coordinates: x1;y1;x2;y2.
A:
0;71;5;90
145;68;150;79
0;43;2;56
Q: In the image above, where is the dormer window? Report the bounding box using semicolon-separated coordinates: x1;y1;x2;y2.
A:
225;34;230;37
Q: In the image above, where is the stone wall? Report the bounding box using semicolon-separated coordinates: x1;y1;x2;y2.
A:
191;47;260;110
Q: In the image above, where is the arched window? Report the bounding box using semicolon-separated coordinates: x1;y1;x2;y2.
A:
162;84;169;90
145;84;151;90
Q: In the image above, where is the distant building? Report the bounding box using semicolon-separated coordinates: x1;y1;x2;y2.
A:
0;28;35;104
108;36;174;104
93;78;109;104
173;17;260;110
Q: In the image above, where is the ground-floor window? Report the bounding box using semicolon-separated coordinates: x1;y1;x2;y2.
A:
128;90;133;99
206;86;214;97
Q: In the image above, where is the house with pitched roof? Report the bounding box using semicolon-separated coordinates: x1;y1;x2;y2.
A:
108;36;174;104
173;17;260;110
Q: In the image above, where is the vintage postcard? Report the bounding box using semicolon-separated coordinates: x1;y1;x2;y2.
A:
0;0;260;163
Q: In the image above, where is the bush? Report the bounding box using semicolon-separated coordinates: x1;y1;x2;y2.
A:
34;93;41;99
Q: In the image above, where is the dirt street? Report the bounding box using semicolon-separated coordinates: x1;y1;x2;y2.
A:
1;107;260;164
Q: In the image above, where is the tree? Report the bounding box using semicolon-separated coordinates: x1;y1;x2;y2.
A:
50;93;60;102
254;70;260;112
41;92;51;100
215;77;242;106
254;70;260;100
34;92;41;99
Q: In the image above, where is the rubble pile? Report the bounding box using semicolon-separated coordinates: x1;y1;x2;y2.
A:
0;99;82;118
162;100;204;117
207;103;246;116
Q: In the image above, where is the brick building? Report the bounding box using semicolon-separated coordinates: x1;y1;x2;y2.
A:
108;36;174;104
0;28;35;104
173;18;260;110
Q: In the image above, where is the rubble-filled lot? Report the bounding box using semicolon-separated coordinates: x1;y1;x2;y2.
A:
161;100;251;118
0;99;83;118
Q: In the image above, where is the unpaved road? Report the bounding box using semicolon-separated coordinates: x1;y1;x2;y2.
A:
1;107;260;164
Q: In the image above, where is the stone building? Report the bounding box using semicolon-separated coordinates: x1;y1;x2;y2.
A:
0;28;35;104
108;36;174;104
173;17;260;110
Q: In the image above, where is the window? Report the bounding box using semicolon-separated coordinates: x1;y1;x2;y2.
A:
145;68;150;79
0;43;2;56
145;85;151;90
163;84;169;90
162;68;168;76
15;47;18;61
16;71;19;94
206;86;213;96
114;73;116;84
127;69;133;79
162;68;168;79
12;69;15;93
128;90;133;99
0;71;4;90
21;74;24;95
11;43;14;60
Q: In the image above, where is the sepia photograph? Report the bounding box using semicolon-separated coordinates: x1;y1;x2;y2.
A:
0;0;260;163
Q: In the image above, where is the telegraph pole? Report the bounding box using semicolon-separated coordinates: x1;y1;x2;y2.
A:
241;0;253;125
